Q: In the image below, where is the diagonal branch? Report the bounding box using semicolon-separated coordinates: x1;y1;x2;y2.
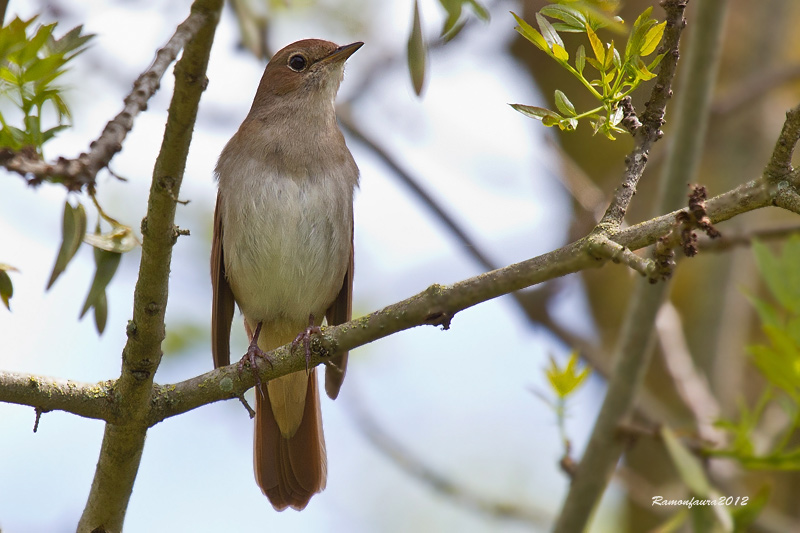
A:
2;160;795;424
0;6;210;192
596;0;688;231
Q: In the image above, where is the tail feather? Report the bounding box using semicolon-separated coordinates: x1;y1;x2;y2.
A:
254;369;327;511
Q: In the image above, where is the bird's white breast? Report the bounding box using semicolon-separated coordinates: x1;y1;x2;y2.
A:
219;154;353;324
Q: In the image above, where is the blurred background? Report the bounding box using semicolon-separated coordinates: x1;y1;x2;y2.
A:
1;0;800;531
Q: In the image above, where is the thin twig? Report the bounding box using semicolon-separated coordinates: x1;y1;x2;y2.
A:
596;0;688;231
0;6;209;192
767;102;800;178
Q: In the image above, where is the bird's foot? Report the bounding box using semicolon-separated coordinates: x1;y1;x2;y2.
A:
238;321;273;397
291;314;322;374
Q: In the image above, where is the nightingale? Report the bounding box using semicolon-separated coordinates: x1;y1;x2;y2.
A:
211;39;361;511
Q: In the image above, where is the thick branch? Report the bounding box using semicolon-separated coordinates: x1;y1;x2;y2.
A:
2;162;794;425
0;372;113;421
0;5;208;191
147;173;795;424
77;1;223;531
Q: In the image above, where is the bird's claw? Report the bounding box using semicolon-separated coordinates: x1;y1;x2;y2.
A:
292;314;322;374
238;321;273;397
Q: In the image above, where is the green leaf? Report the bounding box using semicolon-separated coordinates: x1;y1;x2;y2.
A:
634;57;657;81
21;54;65;84
661;426;713;497
552;43;569;62
554;89;576;116
47;201;87;289
93;290;108;334
575;44;586;74
408;0;427;96
512;12;548;53
466;0;490;22
585;23;605;65
625;6;655;59
41;124;69;144
0;264;18;310
539;4;587;31
536;12;564;50
612;46;622;71
603;40;615;71
753;238;800;314
510;103;561;123
641;21;666;56
546;351;590;398
79;245;121;334
47;24;94;59
439;0;462;37
648;52;665;72
16;22;55;66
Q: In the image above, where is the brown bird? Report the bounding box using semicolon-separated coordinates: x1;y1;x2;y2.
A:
211;39;361;510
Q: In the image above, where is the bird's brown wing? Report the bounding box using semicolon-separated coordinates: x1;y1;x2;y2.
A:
324;224;353;399
211;194;235;369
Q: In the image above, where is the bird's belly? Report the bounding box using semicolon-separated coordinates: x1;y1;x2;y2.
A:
222;175;351;324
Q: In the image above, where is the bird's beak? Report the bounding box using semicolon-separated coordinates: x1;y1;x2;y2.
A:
321;42;364;64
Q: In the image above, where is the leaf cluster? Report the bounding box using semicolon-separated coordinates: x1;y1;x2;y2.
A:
44;199;138;334
0;16;93;154
711;236;800;470
510;5;665;139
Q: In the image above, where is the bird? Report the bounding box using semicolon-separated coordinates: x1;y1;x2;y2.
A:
211;38;361;511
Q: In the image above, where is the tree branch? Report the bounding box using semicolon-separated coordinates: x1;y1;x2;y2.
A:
0;4;209;192
552;0;729;531
0;371;113;421
596;0;688;231
77;0;223;531
2;161;795;424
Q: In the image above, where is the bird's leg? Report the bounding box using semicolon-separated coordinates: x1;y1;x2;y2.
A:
291;313;322;374
239;320;273;397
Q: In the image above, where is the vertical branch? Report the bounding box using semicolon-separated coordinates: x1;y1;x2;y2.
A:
76;0;223;531
553;1;730;531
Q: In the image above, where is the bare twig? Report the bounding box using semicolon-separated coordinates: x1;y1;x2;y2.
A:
767;103;800;178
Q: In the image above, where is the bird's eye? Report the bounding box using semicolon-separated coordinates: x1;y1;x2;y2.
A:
288;54;307;72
